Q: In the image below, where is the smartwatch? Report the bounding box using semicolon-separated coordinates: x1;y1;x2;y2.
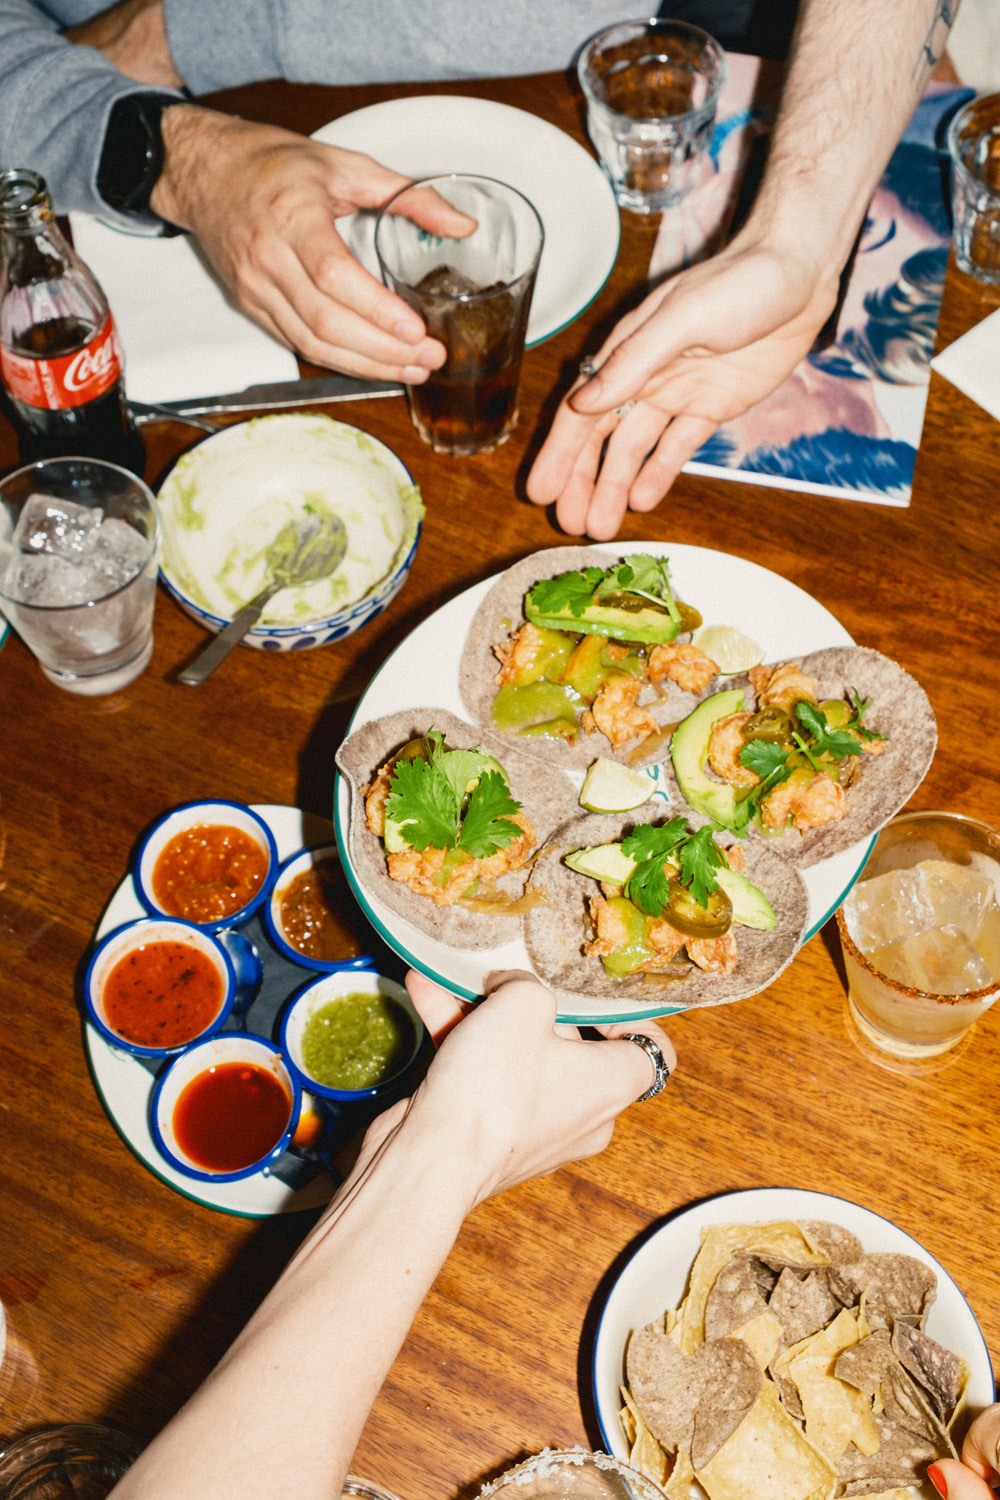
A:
97;91;186;232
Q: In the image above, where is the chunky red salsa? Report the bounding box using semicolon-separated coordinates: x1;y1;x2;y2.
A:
152;824;269;923
172;1062;292;1173
103;940;223;1048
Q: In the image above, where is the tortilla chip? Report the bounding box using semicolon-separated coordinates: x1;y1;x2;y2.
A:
834;1329;895;1398
705;1255;771;1339
891;1320;967;1420
661;646;936;868
458;546;705;770
731;1310;784;1373
626;1324;762;1465
837;1413;937;1493
769;1268;841;1349
828;1254;937;1326
621;1386;669;1486
696;1382;837;1500
691;1338;765;1470
523;809;809;1012
800;1223;865;1264
680;1223;830;1354
335;707;579;950
786;1309;881;1464
664;1447;695;1500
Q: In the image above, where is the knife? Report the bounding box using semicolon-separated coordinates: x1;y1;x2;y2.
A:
129;373;405;424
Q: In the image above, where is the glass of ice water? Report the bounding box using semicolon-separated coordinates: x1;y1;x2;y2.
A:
837;811;1000;1061
0;457;160;694
947;93;1000;284
578;19;726;214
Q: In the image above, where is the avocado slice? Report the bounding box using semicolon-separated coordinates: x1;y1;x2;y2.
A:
525;590;681;647
565;843;638;884
384;749;509;853
713;865;776;930
670;689;750;834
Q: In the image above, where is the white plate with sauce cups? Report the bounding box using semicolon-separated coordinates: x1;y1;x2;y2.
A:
150;1033;302;1184
84;916;237;1059
264;841;376;974
279;971;423;1102
134;798;279;934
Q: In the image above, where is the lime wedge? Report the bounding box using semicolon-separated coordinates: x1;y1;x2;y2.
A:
691;624;764;675
580;757;654;813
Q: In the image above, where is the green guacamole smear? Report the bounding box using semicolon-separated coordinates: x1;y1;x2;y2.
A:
300;993;416;1090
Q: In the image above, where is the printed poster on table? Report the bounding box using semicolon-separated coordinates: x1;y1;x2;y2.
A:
649;54;972;508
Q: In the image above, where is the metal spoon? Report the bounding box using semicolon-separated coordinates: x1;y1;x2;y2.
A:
177;512;348;685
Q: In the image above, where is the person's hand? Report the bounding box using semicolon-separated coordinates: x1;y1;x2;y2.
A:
929;1405;1000;1497
150;105;475;381
526;234;840;540
404;968;676;1208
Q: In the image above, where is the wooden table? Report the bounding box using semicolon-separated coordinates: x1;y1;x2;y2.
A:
1;69;999;1497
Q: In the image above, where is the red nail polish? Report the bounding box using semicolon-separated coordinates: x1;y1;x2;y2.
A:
928;1463;947;1498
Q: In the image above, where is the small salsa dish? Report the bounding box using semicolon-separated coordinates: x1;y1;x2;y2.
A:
150;1033;301;1183
85;917;236;1058
134;799;278;933
279;971;423;1101
265;841;375;973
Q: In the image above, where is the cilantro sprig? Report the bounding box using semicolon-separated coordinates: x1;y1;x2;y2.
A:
526;553;681;623
621;819;728;915
383;731;523;858
736;690;881;819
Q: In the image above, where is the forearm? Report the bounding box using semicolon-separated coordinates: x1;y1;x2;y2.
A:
111;1100;472;1500
742;0;958;277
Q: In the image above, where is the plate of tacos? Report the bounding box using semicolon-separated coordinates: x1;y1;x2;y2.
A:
333;543;936;1022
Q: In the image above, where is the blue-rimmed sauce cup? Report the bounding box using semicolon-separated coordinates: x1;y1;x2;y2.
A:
85;917;236;1059
150;1032;301;1183
279;971;423;1102
265;841;374;973
134;799;278;933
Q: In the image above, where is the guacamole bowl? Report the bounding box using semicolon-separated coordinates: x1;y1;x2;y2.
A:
278;971;424;1101
156;414;423;651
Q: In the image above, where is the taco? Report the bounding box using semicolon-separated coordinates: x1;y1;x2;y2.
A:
665;646;937;868
459;547;718;771
336;708;580;950
523;805;809;1010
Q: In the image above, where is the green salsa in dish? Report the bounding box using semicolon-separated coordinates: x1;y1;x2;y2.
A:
300;993;416;1090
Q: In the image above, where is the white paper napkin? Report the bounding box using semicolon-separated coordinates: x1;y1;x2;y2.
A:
69;215;299;405
930;306;1000;422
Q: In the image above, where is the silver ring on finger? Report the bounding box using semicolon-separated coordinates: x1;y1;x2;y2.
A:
620;1033;671;1101
613;399;637;418
579;356;599;380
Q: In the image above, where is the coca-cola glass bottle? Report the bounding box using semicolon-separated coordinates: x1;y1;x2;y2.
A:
0;168;145;475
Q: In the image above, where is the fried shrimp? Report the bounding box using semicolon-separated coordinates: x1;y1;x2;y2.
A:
648;641;719;694
386;812;536;905
749;661;819;710
708;711;759;786
585;896;689;971
760;772;846;832
687;931;739;974
364;762;394;837
581;674;659;750
493;622;550;686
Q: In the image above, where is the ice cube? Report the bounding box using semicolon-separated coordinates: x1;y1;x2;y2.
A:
13;493;103;558
89;517;147;586
919;858;996;940
416;264;514;359
867;939;915;987
973;899;1000;982
901;924;994;995
3;551;115;606
842;867;936;951
416;264;482;299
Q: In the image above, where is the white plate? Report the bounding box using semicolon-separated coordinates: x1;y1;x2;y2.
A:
85;805;339;1218
313;95;620;347
592;1186;994;1499
333;542;876;1023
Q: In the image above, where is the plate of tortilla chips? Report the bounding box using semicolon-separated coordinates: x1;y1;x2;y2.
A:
593;1187;993;1500
333;543;934;1019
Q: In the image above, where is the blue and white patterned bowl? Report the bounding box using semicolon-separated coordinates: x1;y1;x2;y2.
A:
156;413;423;652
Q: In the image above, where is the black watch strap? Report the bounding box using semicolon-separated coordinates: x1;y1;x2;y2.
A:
97;92;185;233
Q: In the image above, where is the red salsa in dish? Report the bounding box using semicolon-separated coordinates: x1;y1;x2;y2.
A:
172;1062;292;1173
152;824;268;923
103;940;223;1048
278;857;368;961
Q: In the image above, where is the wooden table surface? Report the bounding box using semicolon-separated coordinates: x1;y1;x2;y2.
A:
1;68;999;1498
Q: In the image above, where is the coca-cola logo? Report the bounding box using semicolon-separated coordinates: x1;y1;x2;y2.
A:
65;337;116;393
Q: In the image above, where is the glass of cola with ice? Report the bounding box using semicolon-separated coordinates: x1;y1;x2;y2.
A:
837;811;1000;1062
0;457;160;694
374;174;543;455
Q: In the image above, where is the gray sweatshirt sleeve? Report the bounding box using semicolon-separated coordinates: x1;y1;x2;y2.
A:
164;0;629;94
0;0;185;223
